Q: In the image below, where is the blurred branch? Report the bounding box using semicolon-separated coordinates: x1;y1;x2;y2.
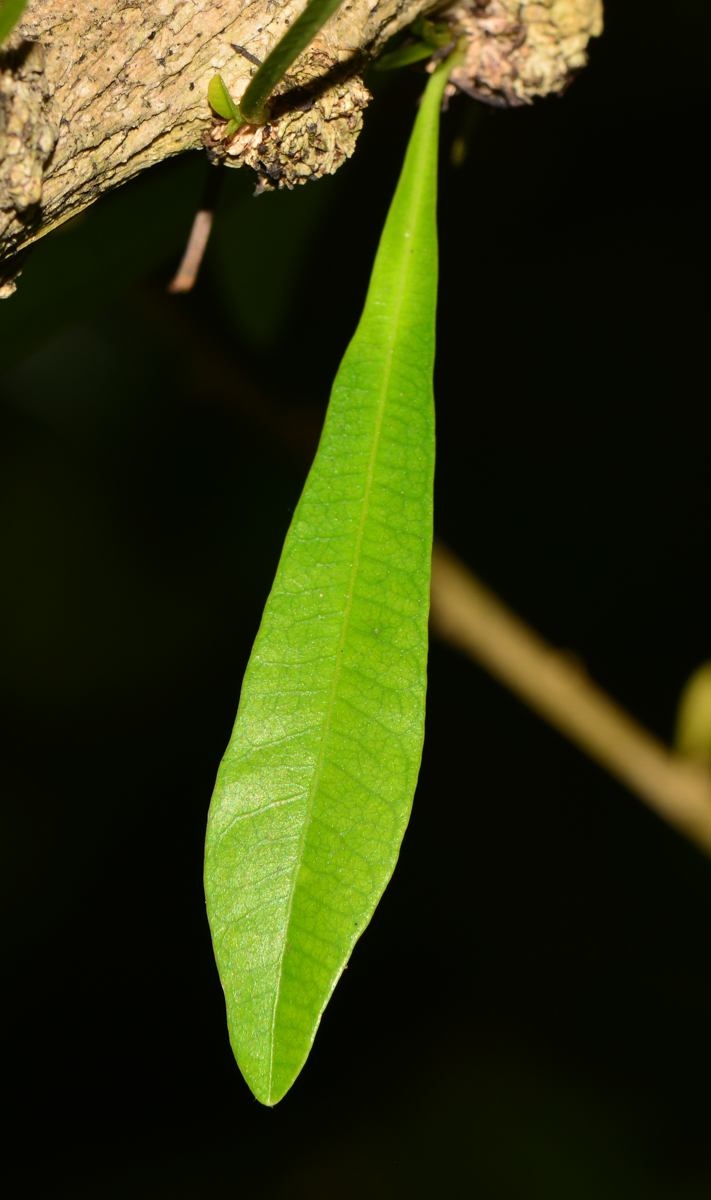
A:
136;286;711;858
430;542;711;857
133;285;322;462
167;211;215;296
167;163;224;294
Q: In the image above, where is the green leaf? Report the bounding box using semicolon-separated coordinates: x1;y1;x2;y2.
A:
675;662;711;765
207;74;242;125
374;40;436;73
239;0;345;124
0;0;29;45
204;58;454;1106
374;18;453;72
411;16;453;49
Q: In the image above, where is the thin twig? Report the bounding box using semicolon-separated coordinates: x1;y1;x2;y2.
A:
167;164;224;295
429;541;711;857
167;211;214;294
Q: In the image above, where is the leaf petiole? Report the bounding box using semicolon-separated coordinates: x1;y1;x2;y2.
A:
239;0;345;124
207;0;347;131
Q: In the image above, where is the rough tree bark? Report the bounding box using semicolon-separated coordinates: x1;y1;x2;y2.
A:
0;0;601;295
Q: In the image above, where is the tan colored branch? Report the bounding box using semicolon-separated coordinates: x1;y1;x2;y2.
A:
1;0;602;293
0;0;425;288
429;541;711;857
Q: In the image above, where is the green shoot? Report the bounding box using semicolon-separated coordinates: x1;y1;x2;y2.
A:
411;16;452;48
207;74;243;137
374;41;435;72
374;17;454;73
205;50;463;1107
208;0;346;131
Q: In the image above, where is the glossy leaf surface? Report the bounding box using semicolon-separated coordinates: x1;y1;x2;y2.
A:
205;60;453;1105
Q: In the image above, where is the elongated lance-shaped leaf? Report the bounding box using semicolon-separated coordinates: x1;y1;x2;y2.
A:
205;58;455;1106
0;0;29;45
239;0;345;123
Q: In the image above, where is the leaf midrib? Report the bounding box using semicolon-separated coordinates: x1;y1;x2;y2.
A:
266;194;427;1103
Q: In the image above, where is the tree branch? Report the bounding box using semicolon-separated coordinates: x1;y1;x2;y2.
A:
0;0;426;290
1;0;603;294
429;542;711;858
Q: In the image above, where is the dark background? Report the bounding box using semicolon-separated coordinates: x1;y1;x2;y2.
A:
1;1;709;1194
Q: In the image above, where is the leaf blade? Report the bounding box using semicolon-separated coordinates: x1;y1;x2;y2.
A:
205;60;453;1105
0;0;29;45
